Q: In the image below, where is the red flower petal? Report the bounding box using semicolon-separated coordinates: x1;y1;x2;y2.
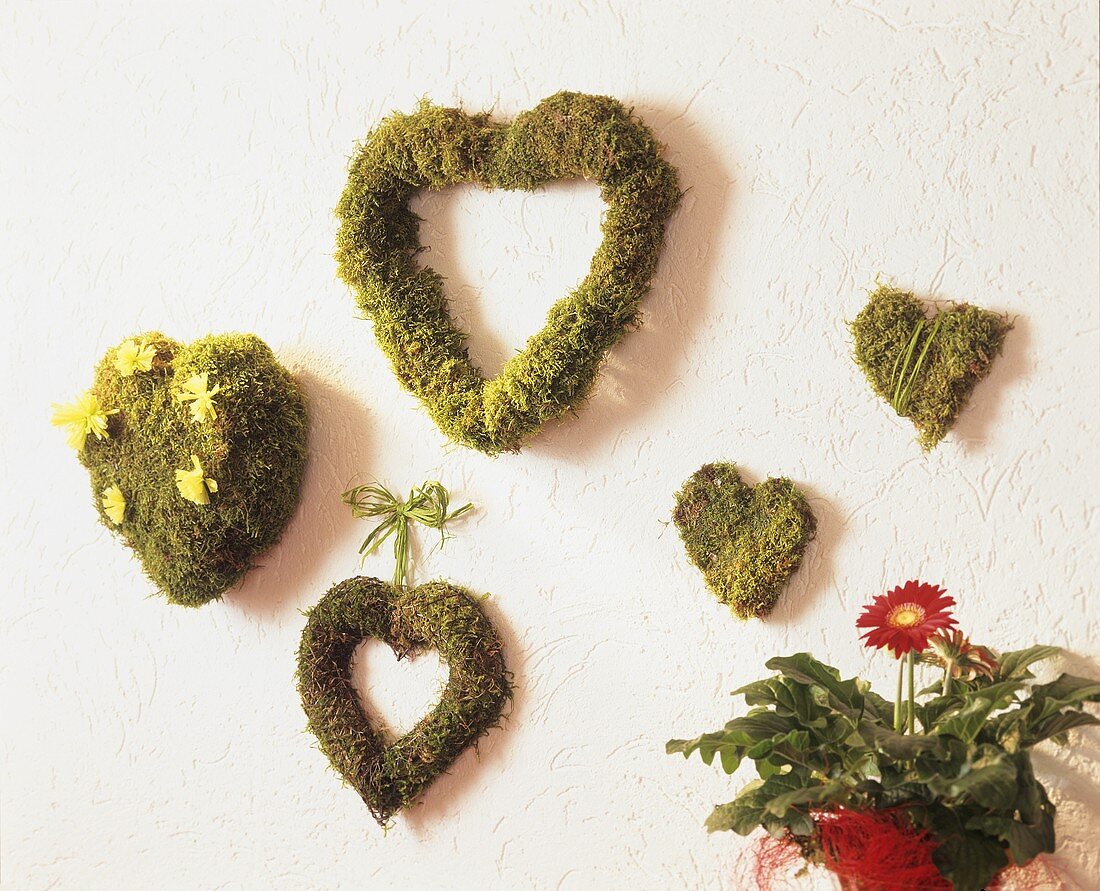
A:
856;580;958;657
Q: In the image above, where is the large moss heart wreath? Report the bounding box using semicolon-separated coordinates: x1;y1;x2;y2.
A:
335;91;681;454
297;577;511;825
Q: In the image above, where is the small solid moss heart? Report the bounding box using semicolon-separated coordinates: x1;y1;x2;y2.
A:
673;463;816;620
850;285;1013;451
335;91;680;454
297;577;511;825
58;332;307;607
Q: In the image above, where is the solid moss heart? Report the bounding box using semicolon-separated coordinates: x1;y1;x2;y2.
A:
673;463;816;620
56;332;308;607
297;577;511;825
335;91;681;455
850;284;1013;450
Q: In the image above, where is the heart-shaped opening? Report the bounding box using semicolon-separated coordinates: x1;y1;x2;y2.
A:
412;181;606;377
350;638;450;743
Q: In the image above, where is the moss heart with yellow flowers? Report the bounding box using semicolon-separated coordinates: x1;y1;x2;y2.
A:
334;91;681;455
53;332;308;606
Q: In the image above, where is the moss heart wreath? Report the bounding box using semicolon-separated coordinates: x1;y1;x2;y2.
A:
673;463;817;619
55;333;308;607
297;577;511;825
850;284;1013;450
335;91;681;454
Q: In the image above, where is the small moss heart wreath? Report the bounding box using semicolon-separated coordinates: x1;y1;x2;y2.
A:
850;284;1013;450
297;577;511;825
58;332;308;607
673;463;817;619
335;91;681;454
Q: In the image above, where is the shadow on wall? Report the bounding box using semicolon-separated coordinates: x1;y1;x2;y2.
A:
529;104;735;462
950;313;1030;454
227;369;372;619
1031;651;1100;887
770;478;840;627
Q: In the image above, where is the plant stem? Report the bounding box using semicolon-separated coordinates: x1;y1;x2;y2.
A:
906;650;916;734
894;658;905;732
942;662;953;698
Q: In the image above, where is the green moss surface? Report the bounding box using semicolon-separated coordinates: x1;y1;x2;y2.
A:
673;463;816;620
850;285;1013;450
79;332;308;607
296;577;511;825
334;91;681;454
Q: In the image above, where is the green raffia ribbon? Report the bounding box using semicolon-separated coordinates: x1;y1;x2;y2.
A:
341;480;473;588
889;313;945;415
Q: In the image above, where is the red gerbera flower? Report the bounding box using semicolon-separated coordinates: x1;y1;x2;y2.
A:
856;580;957;658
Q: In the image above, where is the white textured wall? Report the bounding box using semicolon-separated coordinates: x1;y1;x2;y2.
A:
2;2;1098;888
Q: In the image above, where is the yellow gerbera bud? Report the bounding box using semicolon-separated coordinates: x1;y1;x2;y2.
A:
102;484;127;524
175;455;218;505
114;339;157;376
176;372;221;423
51;391;119;451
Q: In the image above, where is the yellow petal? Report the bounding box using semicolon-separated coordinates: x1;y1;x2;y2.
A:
175;455;216;505
176;372;219;423
65;425;87;451
115;339;157;376
101;485;126;524
51;391;117;450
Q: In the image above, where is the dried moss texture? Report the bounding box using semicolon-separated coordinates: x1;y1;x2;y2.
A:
334;91;681;454
850;285;1013;450
297;577;511;825
79;333;308;606
673;463;816;620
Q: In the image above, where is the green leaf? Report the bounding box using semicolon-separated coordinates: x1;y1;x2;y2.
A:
927;749;1018;810
732;677;826;727
996;645;1060;681
668;712;796;774
705;773;825;836
1030;673;1100;708
705;782;767;835
725;711;799;740
1023;709;1100;747
862;689;895;725
667;731;745;774
756;758;784;779
764;654;866;712
764;780;845;817
933;832;1009;891
861;721;948;760
966;812;1054;865
932;681;1025;743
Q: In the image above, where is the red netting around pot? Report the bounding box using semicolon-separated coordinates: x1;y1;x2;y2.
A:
747;807;1061;890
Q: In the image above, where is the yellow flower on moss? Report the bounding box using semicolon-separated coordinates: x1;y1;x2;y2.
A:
102;484;127;524
114;339;157;376
175;455;218;505
51;391;118;451
176;372;221;423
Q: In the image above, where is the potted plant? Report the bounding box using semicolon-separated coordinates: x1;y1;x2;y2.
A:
668;581;1100;890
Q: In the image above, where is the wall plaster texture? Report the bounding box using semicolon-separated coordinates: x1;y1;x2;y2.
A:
2;2;1098;888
